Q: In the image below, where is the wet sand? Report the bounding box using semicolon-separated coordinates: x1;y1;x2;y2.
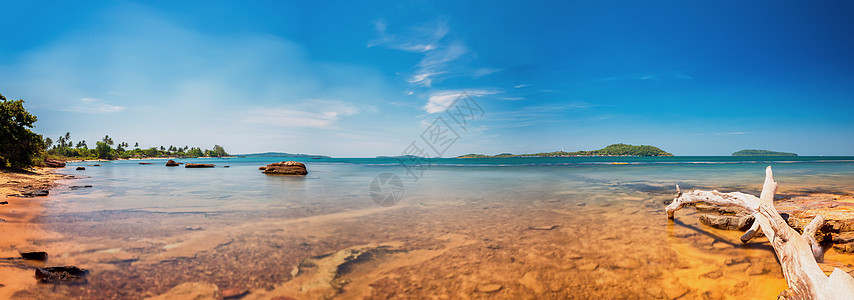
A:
0;168;66;299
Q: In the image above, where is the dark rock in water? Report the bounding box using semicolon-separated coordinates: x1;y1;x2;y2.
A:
138;162;154;165
699;214;754;231
76;167;85;170
165;160;179;166
185;163;215;168
223;166;229;168
20;190;49;197
44;158;66;168
262;161;307;175
35;266;88;284
69;185;93;190
259;166;266;170
0;201;7;205
20;251;48;261
87;164;101;166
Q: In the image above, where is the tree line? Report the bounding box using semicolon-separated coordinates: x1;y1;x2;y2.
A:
46;132;229;160
1;93;228;169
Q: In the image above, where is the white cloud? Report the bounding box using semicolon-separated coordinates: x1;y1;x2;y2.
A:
245;100;360;129
514;84;530;89
423;89;496;113
61;97;125;113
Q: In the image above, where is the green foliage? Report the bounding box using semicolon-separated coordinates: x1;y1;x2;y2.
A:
95;141;116;159
0;94;45;169
732;149;797;156
457;143;673;158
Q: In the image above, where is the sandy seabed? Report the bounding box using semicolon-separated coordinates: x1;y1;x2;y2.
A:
3;169;854;299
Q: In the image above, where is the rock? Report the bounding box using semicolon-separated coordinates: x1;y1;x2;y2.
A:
44;158;66;168
20;251;48;261
166;160;179;166
221;287;249;299
615;258;642;270
262;161;307;175
139;162;154;165
258;167;266;170
88;164;101;166
76;167;85;170
698;214;754;231
724;257;750;266
664;283;690;300
35;266;88;284
477;284;503;293
701;270;723;279
223;166;229;168
20;190;49;197
69;185;93;190
528;225;559;230
0;201;7;205
185;163;215;168
694;203;747;215
578;262;599;271
146;282;220;300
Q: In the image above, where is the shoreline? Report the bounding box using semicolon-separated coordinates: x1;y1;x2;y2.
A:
0;167;67;299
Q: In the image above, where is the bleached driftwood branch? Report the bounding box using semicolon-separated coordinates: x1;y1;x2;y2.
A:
666;166;854;299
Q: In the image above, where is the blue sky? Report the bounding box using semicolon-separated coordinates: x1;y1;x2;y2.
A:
2;1;853;156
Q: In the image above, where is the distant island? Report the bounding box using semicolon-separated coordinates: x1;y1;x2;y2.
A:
457;143;673;158
238;152;330;158
732;149;797;156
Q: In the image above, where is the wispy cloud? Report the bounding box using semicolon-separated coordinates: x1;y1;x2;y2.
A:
61;97;125;113
245;100;360;129
369;19;495;87
513;84;530;89
423;89;496;113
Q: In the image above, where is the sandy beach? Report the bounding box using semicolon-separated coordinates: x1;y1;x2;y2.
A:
0;168;67;299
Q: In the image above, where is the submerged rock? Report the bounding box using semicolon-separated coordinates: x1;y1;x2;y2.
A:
262;161;307;175
35;266;88;284
147;282;220;300
185;163;215;168
44;158;66;168
139;162;154;165
165;160;179;166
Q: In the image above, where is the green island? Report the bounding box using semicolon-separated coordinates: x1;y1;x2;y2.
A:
457;143;673;158
732;149;797;156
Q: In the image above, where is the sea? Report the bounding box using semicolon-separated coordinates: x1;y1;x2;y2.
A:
18;156;854;299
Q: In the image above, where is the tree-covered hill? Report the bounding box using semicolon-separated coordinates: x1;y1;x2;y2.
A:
732;149;797;156
457;143;673;158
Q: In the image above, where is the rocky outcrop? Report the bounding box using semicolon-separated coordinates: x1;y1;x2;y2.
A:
165;160;179;166
44;158;66;168
185;163;215;168
262;161;307;175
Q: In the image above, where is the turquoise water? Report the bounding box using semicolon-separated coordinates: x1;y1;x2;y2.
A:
25;156;854;299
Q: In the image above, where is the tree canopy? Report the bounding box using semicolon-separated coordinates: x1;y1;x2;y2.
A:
0;94;45;169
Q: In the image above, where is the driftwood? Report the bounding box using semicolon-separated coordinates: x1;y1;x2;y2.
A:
666;166;854;299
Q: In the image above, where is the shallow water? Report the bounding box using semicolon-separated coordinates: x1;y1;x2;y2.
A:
16;156;854;299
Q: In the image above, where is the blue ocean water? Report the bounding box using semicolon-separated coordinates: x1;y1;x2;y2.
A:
53;156;854;214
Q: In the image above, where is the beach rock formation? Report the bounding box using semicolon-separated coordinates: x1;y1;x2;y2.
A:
76;167;85;170
44;158;65;168
262;161;307;175
185;163;215;168
165;160;179;166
